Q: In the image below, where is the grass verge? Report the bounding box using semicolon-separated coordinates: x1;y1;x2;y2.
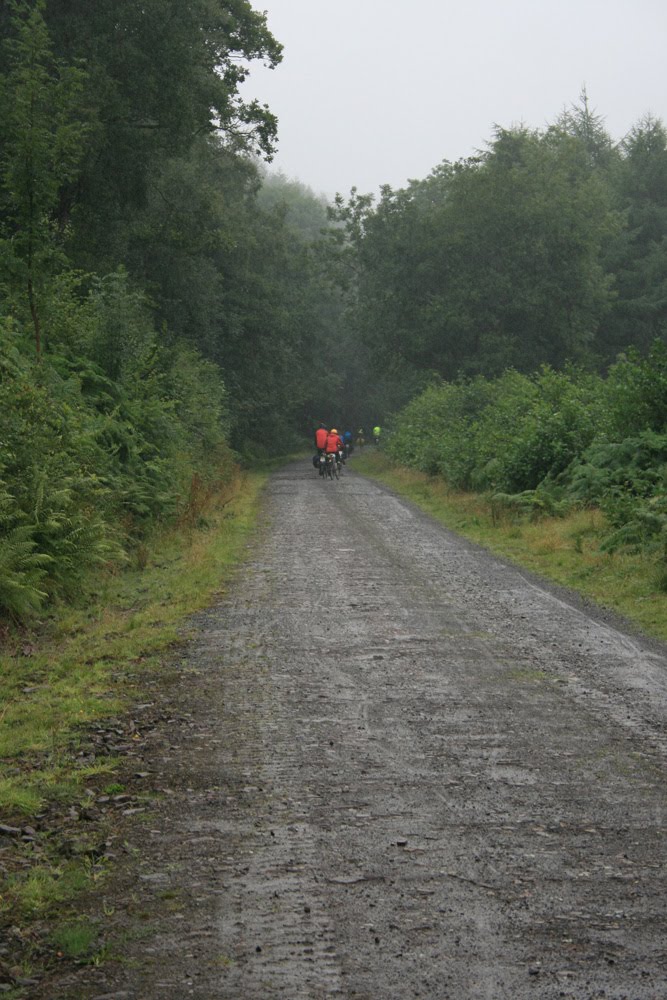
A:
354;452;667;641
0;465;268;991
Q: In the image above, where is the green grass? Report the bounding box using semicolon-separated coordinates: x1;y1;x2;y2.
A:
355;452;667;641
50;920;100;961
9;861;94;920
0;467;268;934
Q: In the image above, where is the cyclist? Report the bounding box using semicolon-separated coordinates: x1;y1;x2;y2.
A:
355;427;365;449
326;427;344;453
314;423;328;475
372;424;382;445
325;427;344;472
314;422;328;454
342;429;353;458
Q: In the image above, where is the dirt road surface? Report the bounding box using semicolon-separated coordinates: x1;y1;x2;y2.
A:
55;461;667;1000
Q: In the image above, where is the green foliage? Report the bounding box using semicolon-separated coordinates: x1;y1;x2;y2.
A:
42;0;282;269
0;275;231;618
330;116;620;409
387;344;667;559
0;487;50;618
484;367;607;492
8;0;667;614
258;171;329;242
463;371;541;491
0;349;112;612
386;377;495;484
0;0;89;353
490;489;571;523
387;366;605;494
599;116;667;359
50;920;99;960
325;97;667;427
83;269;156;384
604;341;667;435
567;432;667;507
0;3;335;619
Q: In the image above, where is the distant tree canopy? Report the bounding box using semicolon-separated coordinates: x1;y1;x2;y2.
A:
327;95;667;421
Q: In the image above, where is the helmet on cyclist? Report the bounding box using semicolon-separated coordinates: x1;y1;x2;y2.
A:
330;428;338;434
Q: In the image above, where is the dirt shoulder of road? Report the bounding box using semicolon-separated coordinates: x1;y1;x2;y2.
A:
1;644;232;999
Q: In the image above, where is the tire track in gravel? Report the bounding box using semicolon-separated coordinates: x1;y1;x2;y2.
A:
89;460;667;1000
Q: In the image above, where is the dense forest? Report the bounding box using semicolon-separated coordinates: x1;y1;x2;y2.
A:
3;1;667;619
332;100;667;418
0;0;340;617
339;100;667;561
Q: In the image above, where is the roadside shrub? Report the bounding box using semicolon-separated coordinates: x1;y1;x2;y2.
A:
0;348;121;603
567;432;667;511
485;367;607;492
0;487;50;618
386;377;497;485
385;343;667;557
465;370;539;490
386;382;463;477
0;281;232;621
387;366;605;493
490;488;571;523
600;494;667;555
605;341;667;436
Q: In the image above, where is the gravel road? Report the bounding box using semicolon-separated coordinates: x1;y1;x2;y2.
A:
65;460;667;1000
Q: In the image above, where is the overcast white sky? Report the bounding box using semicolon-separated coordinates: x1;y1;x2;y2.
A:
242;0;667;199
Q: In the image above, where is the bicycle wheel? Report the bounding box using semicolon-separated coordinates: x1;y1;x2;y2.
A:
333;458;340;480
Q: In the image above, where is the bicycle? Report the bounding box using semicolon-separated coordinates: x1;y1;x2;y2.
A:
325;452;341;480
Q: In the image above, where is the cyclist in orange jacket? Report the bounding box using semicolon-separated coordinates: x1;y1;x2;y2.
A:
324;428;344;474
325;428;343;454
313;423;329;475
315;423;328;453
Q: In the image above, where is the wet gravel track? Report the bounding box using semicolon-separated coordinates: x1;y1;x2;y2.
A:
73;460;667;999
